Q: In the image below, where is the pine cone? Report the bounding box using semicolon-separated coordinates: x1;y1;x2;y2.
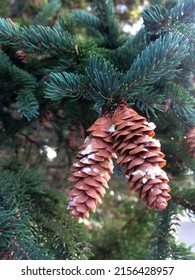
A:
69;126;76;149
15;49;28;65
111;101;171;210
67;113;116;219
185;127;195;158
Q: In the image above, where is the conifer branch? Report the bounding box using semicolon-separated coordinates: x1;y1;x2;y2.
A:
132;89;164;117
113;29;147;71
0;18;75;56
33;0;62;26
142;5;169;35
142;0;195;36
170;0;195;23
87;54;124;101
16;90;39;121
45;72;89;101
164;83;195;127
10;238;31;260
0;51;38;120
93;0;120;48
73;10;101;30
147;203;178;259
172;195;195;213
125;32;190;96
168;23;195;44
147;202;195;260
0;50;36;91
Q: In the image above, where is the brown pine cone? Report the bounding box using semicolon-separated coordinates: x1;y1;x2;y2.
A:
111;101;171;210
15;49;28;65
185;127;195;158
67;113;116;219
69;126;76;149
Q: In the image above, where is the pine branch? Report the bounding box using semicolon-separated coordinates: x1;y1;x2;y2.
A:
142;0;195;36
132;89;164;117
45;72;88;101
0;51;39;120
166;23;195;72
131;27;147;50
0;209;25;239
164;83;195;128
10;238;31;260
170;0;195;23
93;0;120;48
169;23;195;45
16;90;39;121
33;0;62;26
0;163;90;260
147;202;195;259
0;50;36;92
73;9;101;30
113;37;135;70
172;195;195;213
87;54;125;102
142;5;169;35
20;25;75;55
0;208;51;260
31;188;93;260
0;18;76;56
55;12;75;35
170;24;195;72
9;237;52;260
171;182;195;214
125;32;190;97
113;28;147;71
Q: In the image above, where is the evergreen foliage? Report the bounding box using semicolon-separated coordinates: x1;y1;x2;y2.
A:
164;83;195;128
124;32;189;94
33;0;62;26
0;0;194;260
45;72;88;101
0;19;76;56
0;160;92;260
92;0;121;48
73;9;101;31
147;202;195;260
16;89;39;121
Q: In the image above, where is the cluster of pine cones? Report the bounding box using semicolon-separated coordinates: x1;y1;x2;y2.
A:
67;101;172;219
67;104;195;219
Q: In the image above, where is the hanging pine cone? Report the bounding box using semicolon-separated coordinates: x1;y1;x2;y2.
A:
67;113;116;219
15;49;28;65
111;101;171;210
68;124;85;149
69;126;76;149
185;127;195;158
79;124;85;140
